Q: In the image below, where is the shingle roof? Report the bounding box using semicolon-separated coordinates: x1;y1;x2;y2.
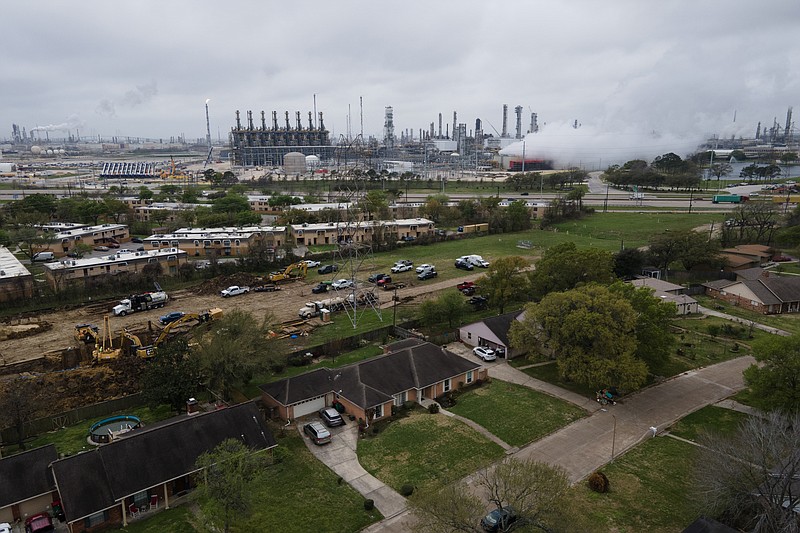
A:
761;275;800;303
480;311;524;347
51;402;276;523
260;341;482;410
735;267;765;280
703;279;737;290
0;444;57;508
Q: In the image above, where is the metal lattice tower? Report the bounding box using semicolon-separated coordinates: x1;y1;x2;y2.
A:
328;183;383;329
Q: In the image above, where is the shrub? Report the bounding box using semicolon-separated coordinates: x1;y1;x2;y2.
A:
364;499;375;511
372;426;380;435
706;324;721;337
337;476;343;485
587;471;610;493
400;484;414;497
428;403;440;414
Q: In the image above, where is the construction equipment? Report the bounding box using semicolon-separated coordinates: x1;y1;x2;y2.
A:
93;315;121;363
113;290;169;316
120;330;155;359
268;261;308;283
153;308;223;346
159;156;190;180
74;323;99;344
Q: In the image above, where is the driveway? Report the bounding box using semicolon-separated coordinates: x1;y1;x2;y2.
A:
298;421;407;519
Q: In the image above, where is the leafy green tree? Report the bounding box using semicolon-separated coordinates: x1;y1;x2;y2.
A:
528;242;615;300
743;335;800;412
478;256;529;314
196;438;266;533
212;193;250;214
101;198;131;224
647;229;721;271
418;290;467;329
358;190;389;220
11;227;53;260
609;281;676;374
5;194;57;220
420;194;450;223
504;200;532;232
510;284;648;390
612;248;646;279
138;186;154;200
141;339;202;413
196;309;275;400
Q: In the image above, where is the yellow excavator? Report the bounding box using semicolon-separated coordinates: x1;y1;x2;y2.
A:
268;261;308;283
153;308;223;346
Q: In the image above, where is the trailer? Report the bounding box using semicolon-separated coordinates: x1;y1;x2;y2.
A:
298;296;347;319
712;194;748;204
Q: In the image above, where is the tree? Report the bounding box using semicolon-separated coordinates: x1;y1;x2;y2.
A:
411;458;582;533
196;309;275;400
743;335;800;412
510;284;648;391
196;438;265;533
710;162;733;186
418;290;467;329
358;190;389;220
419;194;450;223
11;227;53;260
527;242;615;300
612;247;646;279
141;339;202;413
647;230;720;271
478;256;529;314
609;281;676;374
138;186;154;201
0;379;40;450
693;411;800;532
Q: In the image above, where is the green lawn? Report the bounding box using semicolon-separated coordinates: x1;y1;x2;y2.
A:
357;410;505;492
570;436;699;532
520;362;595;398
114;507;200;533
668;405;749;442
447;380;585;446
694;294;800;335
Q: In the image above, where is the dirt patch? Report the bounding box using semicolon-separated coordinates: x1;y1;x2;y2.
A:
0;322;53;341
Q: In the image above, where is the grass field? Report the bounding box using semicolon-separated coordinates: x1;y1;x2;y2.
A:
357;410;505;492
668;405;749;441
447;380;585;447
570;436;700;532
694;294;800;335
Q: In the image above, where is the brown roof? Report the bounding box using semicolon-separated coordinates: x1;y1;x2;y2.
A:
721;253;757;268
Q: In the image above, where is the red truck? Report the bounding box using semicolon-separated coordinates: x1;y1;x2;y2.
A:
25;513;54;533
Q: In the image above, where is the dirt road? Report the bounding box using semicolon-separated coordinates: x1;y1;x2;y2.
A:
0;272;487;368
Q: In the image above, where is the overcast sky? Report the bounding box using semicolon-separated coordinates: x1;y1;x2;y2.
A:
2;1;798;163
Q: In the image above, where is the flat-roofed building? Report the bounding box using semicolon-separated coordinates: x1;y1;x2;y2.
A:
0;246;34;302
133;202;196;223
43;247;188;291
44;224;130;255
288;218;434;246
143;226;286;257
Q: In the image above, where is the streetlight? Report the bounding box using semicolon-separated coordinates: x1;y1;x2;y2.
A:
611;414;617;462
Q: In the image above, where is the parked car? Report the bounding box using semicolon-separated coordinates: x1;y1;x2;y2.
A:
311;282;330;294
0;523;12;533
395;259;413;267
319;407;344;427
377;275;392;286
131;237;144;243
159;311;185;325
461;286;477;296
480;506;517;532
24;513;54;533
418;269;438;280
304;421;332;445
136;246;145;251
302;259;321;268
368;273;389;283
331;279;353;290
520;192;529;195
220;285;250;297
391;263;413;273
457;281;476;291
473;346;497;362
107;242;120;248
93;246;110;252
415;263;435;273
32;251;55;262
469;295;488;309
455;258;474;271
318;264;338;275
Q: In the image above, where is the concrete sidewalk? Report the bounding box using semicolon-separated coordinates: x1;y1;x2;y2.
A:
299;424;406;519
512;355;754;483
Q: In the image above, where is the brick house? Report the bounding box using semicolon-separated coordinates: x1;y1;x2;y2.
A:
703;271;800;314
260;339;486;422
50;403;276;533
0;444;59;525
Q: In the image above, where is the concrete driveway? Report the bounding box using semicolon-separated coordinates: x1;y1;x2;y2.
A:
298;421;407;519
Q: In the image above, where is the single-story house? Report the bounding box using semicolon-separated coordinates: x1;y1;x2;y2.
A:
0;444;59;524
260;339;487;422
721;244;775;271
628;278;698;315
459;311;526;358
703;270;800;314
50;402;276;533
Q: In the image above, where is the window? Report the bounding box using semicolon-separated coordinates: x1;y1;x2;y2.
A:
134;490;149;507
171;241;179;247
167;255;177;261
193;240;200;246
467;332;472;339
85;511;108;528
443;379;451;393
213;240;221;245
374;404;383;419
466;370;474;384
203;240;211;247
151;242;159;248
223;240;231;246
235;239;241;246
393;391;407;406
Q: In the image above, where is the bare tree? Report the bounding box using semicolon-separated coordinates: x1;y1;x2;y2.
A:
0;379;41;450
693;411;800;532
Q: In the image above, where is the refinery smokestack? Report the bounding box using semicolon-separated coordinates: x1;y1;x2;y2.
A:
438;113;443;138
502;104;508;138
530;112;538;133
786;107;794;140
515;106;523;139
452;112;457;141
384;106;395;150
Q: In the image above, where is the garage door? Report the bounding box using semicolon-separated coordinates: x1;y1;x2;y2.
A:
292;396;326;418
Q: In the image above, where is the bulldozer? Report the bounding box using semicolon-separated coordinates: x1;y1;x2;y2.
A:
268;261;308;283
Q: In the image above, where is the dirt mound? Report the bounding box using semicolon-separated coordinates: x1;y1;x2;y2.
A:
195;273;264;295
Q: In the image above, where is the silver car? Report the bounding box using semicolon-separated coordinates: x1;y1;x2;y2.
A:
319;407;344;427
473;346;497;361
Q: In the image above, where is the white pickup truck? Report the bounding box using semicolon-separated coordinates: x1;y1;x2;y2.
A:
220;285;250;297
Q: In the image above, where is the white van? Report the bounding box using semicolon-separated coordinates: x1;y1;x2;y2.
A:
462;255;490;268
32;251;55;262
